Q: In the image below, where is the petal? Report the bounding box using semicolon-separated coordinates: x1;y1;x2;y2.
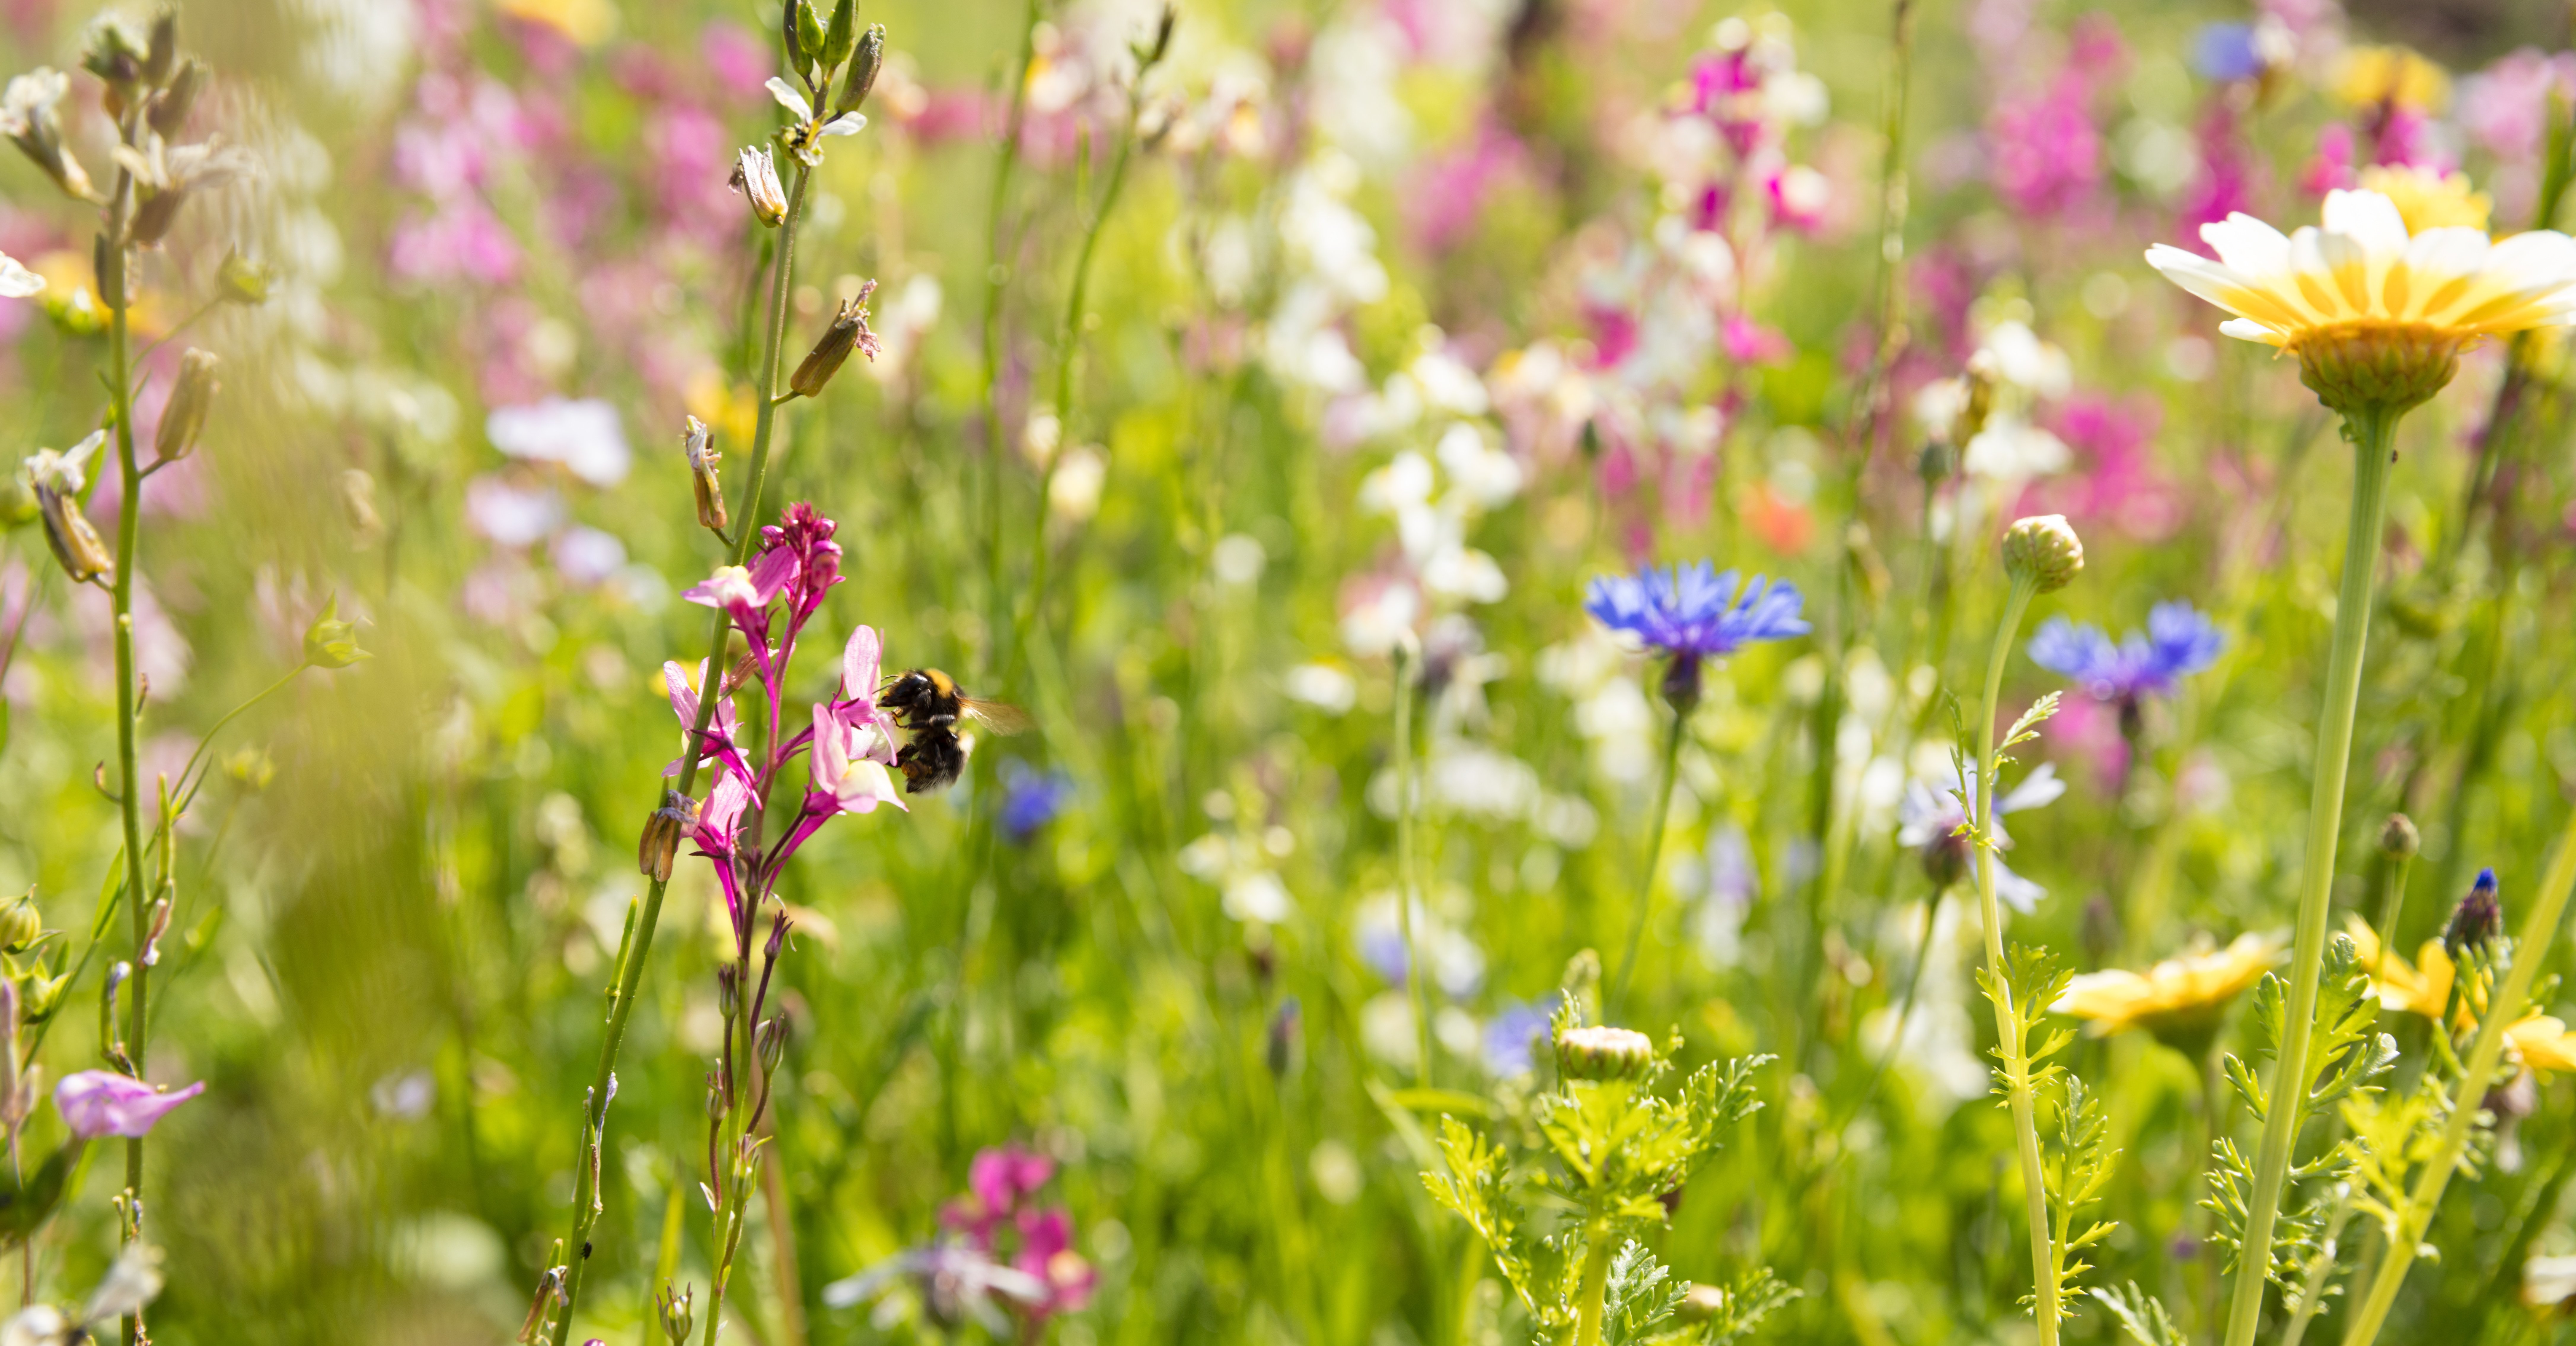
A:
1998;762;2066;814
2322;188;2410;254
766;76;814;120
2198;213;2293;276
843;625;884;699
2217;317;2288;345
819;111;868;137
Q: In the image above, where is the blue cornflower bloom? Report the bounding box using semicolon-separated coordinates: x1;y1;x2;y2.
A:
1482;997;1560;1077
1584;562;1809;706
997;764;1075;842
2027;601;2224;707
2192;23;2263;82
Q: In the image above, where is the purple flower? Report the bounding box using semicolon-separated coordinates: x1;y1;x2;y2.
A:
2028;601;2224;705
1583;563;1810;661
1897;764;2064;909
999;764;1074;843
1482;997;1559;1076
2192;24;2264;82
56;1071;204;1139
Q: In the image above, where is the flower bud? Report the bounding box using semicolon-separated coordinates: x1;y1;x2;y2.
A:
216;249;272;305
302;594;369;669
144;10;179;87
683;416;728;534
1676;1283;1728;1324
820;0;857;72
785;0;826;63
80;16;149;109
658;1283;694;1345
2001;514;2083;594
0;472;35;528
704;1069;730;1120
1554;1024;1654;1082
222;747;274;791
20;971;68;1024
2444;867;2502;957
729;145;788;228
835;25;886;117
2380;812;2420;860
788;282;879;398
34;485;111;584
1;69;98;202
153;349;219;465
716;965;741;1020
639;791;698;884
1135;4;1177;69
754;1014;789;1076
0;892;40;954
147;59;202;139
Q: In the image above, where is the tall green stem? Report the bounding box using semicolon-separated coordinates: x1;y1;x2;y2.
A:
1392;644;1432;1089
1608;703;1688;1016
101;127;150;1346
544;165;812;1346
2339;799;2576;1346
2221;408;2399;1346
1571;1219;1616;1346
1971;575;2057;1345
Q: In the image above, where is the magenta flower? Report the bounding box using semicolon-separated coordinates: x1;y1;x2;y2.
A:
662;659;749;783
56;1071;204;1140
1986;75;2103;219
804;701;903;816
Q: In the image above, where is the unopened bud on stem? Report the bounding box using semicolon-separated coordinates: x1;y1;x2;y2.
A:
682;416;727;534
729;145;788;228
836;25;886;117
302;594;369;668
754;1015;789;1076
788;281;879;398
1554;1024;1654;1082
2380;812;2420;860
153;349;219;465
2444;867;2502;957
0;892;40;954
2001;514;2083;594
639;791;697;884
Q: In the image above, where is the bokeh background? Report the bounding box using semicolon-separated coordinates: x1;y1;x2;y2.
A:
6;0;2576;1341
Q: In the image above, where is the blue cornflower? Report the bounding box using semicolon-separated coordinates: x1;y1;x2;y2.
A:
1584;562;1809;706
2027;601;2224;707
997;764;1074;842
2192;23;2264;83
1482;997;1560;1077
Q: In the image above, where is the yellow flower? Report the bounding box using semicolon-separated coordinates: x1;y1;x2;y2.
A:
2336;45;2449;113
2357;165;2491;234
2054;933;2285;1042
498;0;619;46
2507;1015;2576;1075
2146;189;2576;414
684;367;759;449
2343;915;2454;1020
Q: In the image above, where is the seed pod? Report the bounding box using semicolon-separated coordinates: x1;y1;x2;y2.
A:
638;791;697;883
35;487;111;584
1554;1024;1654;1082
716;965;740;1020
820;0;857;72
835;25;886;117
788;282;879;398
683;417;727;534
153;349;219;464
2001;514;2084;594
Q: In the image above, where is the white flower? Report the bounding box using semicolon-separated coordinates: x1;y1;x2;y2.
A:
0;251;42;299
23;430;103;495
767;77;867;166
487;397;631;487
1896;763;2065;911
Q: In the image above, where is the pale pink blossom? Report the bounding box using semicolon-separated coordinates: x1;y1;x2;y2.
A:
56;1071;204;1140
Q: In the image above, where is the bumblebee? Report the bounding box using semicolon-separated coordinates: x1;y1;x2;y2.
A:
876;668;1032;794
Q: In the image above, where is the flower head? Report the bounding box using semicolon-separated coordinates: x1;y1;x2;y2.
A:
2346;915;2456;1019
1582;563;1808;662
2507;1015;2576;1075
2146;189;2576;414
999;763;1074;843
768;76;866;166
1897;763;2063;906
2444;866;2502;956
2054;933;2285;1046
2028;601;2224;705
1555;1024;1655;1081
2358;164;2491;233
55;1071;204;1139
808;701;904;816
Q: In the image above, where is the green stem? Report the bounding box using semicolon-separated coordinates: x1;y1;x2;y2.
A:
2222;407;2400;1346
1023;92;1148;653
2339;798;2576;1346
1393;643;1431;1089
1971;575;2057;1346
170;662;306;812
1571;1219;1616;1346
1608;698;1689;1016
543;164;812;1346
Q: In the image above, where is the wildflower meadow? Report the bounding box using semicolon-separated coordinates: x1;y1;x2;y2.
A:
9;0;2576;1342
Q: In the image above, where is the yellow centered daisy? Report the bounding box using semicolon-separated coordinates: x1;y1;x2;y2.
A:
2357;165;2491;234
2145;189;2576;414
2054;933;2284;1046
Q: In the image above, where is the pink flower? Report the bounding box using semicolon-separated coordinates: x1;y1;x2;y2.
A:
56;1071;204;1139
701;21;772;99
1408;120;1529;254
1987;74;2103;218
2300;122;2357;196
663;659;749;783
808;702;903;815
1721;314;1793;365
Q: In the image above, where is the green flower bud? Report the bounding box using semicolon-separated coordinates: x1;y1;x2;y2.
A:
788;0;826;63
659;1283;694;1345
302;594;369;669
20;970;68;1023
152;349;219;465
216;249;272;305
1554;1024;1654;1082
0;894;39;954
755;1015;789;1076
820;0;857;73
2001;514;2084;594
835;25;885;117
1676;1283;1728;1324
2380;812;2420;860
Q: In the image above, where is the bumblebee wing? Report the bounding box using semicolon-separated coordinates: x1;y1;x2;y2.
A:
961;699;1035;736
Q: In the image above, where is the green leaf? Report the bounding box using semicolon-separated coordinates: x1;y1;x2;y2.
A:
1601;1241;1684;1346
1686;1267;1799;1345
2092;1282;2187;1346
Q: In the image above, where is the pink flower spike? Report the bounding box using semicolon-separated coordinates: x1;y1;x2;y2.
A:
56;1071;205;1139
683;564;762;612
661;661;749;783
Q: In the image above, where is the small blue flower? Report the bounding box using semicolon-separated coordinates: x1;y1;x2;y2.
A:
1583;562;1810;660
1482;997;1560;1076
998;764;1075;842
2027;600;2224;704
2193;23;2264;83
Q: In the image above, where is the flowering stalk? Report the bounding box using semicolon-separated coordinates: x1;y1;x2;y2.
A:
1391;642;1432;1088
2339;801;2576;1346
1606;700;1686;1016
1023;7;1174;644
2220;406;2398;1346
1970;568;2059;1344
540;158;813;1346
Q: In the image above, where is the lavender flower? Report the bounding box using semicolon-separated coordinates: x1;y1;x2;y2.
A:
1482;997;1559;1076
55;1071;204;1139
999;764;1074;843
1582;562;1808;707
2027;601;2224;713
